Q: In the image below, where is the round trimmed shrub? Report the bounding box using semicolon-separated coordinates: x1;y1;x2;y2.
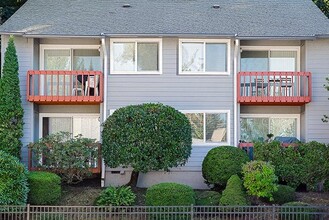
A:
146;182;195;206
220;175;249;206
202;146;250;187
0;150;29;205
195;191;221;206
95;186;136;206
272;185;295;205
102;103;192;173
242;160;278;201
27;171;61;205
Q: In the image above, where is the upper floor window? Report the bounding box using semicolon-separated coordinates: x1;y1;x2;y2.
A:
179;39;230;75
240;47;299;72
110;39;162;74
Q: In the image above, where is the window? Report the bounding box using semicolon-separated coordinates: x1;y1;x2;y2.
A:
241;48;299;72
179;39;230;75
240;115;299;143
183;111;230;145
110;39;162;74
40;114;100;141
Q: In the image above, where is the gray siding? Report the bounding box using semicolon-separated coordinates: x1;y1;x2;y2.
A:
1;35;34;164
107;38;235;171
305;39;329;143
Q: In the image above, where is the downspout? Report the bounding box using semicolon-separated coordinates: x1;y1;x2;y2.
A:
101;35;108;187
233;38;240;147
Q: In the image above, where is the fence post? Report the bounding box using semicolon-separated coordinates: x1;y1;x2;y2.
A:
272;205;275;220
26;204;30;220
190;204;194;220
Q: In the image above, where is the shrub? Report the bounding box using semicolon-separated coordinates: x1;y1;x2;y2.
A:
102;103;192;185
220;175;249;206
202;146;250;187
0;36;24;158
146;183;195;206
195;191;221;206
95;186;136;206
0;150;29;205
281;202;316;220
27;171;61;205
272;185;295;205
29;132;99;184
242;160;278;201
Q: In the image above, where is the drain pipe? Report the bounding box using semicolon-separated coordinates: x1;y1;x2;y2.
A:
233;38;240;147
101;34;108;187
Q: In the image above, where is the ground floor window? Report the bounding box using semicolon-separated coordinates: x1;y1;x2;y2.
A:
240;114;299;143
40;114;100;140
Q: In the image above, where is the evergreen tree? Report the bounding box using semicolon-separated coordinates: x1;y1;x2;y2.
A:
0;36;24;158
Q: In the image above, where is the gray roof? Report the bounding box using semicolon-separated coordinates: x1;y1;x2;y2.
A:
1;0;329;38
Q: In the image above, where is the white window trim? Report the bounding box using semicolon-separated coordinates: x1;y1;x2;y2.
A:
110;38;163;75
240;114;300;140
240;46;301;72
181;110;231;146
179;39;231;75
40;44;101;70
39;113;100;139
109;109;231;146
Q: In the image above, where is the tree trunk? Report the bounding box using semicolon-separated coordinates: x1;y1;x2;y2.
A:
126;170;139;187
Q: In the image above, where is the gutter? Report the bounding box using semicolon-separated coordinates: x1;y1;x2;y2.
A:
100;35;108;187
233;38;240;147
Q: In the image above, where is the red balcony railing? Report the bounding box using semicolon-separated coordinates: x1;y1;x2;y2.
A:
27;70;103;104
238;72;312;105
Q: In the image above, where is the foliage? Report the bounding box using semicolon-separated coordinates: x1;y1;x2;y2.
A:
95;186;136;206
272;185;295;205
27;171;61;205
29;132;99;184
202;146;250;187
313;0;329;18
0;36;24;158
242;161;278;201
219;175;249;206
281;202;316;220
195;191;221;206
145;182;195;206
102;103;192;173
0;150;29;205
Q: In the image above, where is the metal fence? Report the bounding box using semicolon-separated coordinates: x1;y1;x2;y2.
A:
1;205;329;220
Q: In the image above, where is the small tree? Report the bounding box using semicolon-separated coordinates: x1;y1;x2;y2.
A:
0;36;24;158
102;103;192;186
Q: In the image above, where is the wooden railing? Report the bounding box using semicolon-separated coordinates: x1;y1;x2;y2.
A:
238;72;312;105
27;70;103;104
28;143;102;174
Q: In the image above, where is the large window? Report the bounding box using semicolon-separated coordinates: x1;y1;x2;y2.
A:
240;115;299;143
179;39;230;75
183;111;230;145
110;39;162;74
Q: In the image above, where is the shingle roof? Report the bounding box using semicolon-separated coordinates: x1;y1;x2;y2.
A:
1;0;329;38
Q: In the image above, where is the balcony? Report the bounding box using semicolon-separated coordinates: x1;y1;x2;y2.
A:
238;72;312;105
27;70;103;104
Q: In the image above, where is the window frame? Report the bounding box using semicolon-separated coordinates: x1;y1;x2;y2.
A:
181;110;231;146
179;39;231;75
110;38;163;75
240;46;300;72
240;114;301;141
40;44;101;71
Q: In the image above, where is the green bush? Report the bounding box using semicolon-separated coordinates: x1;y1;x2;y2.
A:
95;186;136;206
27;171;61;205
146;183;195;206
102;103;192;173
242;160;278;201
0;150;29;205
281;202;316;220
195;191;221;206
202;146;250;187
220;175;249;206
272;185;295;205
29;132;99;184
